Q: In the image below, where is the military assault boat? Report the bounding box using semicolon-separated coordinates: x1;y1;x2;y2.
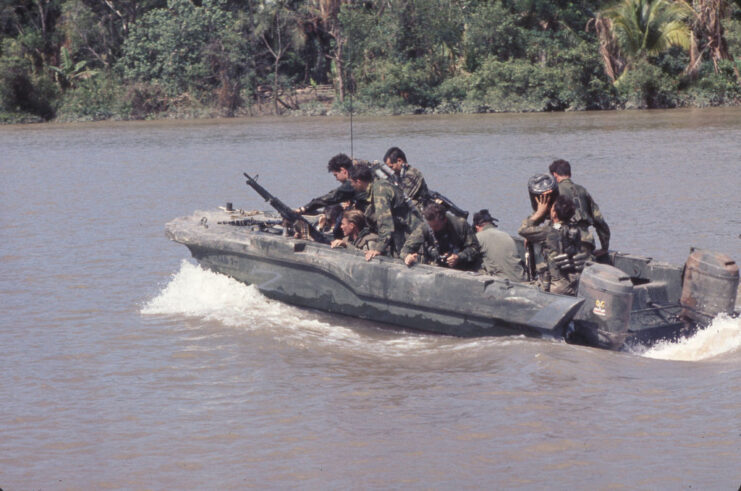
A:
165;205;739;351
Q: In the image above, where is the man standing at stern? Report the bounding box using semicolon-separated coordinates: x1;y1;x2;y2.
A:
549;159;610;257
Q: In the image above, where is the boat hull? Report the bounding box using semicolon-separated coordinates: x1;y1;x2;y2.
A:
167;210;584;340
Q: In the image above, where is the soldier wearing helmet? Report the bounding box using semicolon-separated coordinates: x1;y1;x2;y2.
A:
519;174;586;295
549;159;610;257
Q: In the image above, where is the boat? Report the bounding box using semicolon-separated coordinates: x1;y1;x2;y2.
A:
165;202;739;351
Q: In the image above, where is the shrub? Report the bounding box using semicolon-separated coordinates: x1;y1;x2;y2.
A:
615;60;678;108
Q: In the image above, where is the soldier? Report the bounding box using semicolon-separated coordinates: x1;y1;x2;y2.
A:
296;153;363;215
549;159;610;256
401;202;480;270
384;147;430;210
472;209;524;282
518;188;586;295
330;209;379;251
348;163;422;261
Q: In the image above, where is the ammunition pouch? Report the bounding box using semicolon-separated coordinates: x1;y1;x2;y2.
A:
552;252;589;274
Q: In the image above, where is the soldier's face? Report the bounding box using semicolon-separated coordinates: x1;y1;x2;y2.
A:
333;167;349;182
340;218;356;237
386;158;403;173
426;216;446;232
350;179;367;192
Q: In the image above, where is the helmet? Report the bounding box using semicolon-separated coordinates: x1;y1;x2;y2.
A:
528;173;558;211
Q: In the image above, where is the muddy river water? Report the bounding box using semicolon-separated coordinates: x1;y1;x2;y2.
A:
1;108;740;488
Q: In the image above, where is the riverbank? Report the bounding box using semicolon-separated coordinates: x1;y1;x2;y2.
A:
4;84;741;126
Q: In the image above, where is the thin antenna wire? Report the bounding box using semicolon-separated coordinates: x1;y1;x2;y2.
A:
349;90;354;158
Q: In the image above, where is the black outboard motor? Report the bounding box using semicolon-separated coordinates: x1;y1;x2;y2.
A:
571;263;634;350
680;248;739;323
527;173;558;211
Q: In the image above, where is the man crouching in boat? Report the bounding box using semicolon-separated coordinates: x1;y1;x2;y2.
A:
295;153;365;215
349;163;422;261
330;210;379;251
401;202;481;270
518;177;586;295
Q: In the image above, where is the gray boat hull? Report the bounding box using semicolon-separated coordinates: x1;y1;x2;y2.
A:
166;208;738;350
167;209;584;340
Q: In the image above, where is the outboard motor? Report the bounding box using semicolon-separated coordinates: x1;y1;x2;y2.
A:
571;263;634;350
527;173;558;211
680;248;739;323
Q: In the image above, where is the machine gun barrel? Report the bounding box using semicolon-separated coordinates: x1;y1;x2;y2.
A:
429;191;468;219
243;173;330;244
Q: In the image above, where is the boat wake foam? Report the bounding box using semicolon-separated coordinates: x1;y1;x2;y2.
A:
144;261;741;361
637;314;741;361
141;261;528;356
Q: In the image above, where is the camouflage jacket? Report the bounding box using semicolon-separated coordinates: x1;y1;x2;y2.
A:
401;214;481;270
302;181;366;214
364;179;422;256
392;164;430;209
557;178;610;251
347;228;379;251
518;217;579;295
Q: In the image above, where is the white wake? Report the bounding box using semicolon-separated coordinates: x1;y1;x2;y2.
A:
639;314;741;361
141;260;522;356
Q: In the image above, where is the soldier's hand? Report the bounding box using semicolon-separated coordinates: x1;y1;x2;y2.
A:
446;253;459;267
533;192;551;219
294;207;305;214
365;249;381;261
330;239;346;249
404;253;418;267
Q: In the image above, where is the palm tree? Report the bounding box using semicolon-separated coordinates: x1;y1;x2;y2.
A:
594;0;691;81
676;0;741;83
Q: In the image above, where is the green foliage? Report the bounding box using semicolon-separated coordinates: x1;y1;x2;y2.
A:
603;0;691;60
118;0;251;108
684;60;741;105
0;49;59;120
55;77;121;121
615;59;679;108
0;0;739;122
462;2;526;71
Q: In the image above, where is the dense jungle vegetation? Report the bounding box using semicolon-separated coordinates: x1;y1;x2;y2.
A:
2;0;741;123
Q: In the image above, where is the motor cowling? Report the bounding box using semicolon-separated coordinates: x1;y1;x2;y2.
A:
528;173;558;211
571;263;634;350
680;248;739;323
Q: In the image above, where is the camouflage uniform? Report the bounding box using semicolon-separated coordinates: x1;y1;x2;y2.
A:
518;217;580;295
557;178;610;253
392;163;430;211
302;181;366;214
347;228;379;251
401;214;481;270
364;179;422;256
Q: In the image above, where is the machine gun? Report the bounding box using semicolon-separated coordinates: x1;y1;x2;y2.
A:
368;161;469;219
428;191;468;219
243;173;330;245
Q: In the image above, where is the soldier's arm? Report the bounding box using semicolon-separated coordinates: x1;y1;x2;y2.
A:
456;222;481;264
587;193;610;250
301;182;355;214
518;217;550;243
400;223;425;259
405;168;430;202
372;187;395;254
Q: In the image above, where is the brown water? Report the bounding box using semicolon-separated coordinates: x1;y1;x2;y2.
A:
1;108;740;489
